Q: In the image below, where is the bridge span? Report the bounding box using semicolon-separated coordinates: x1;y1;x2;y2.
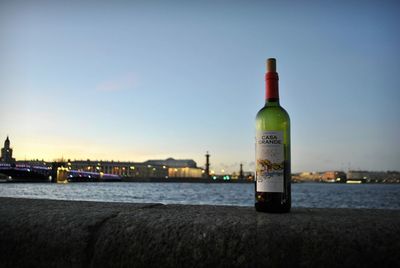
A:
0;163;120;183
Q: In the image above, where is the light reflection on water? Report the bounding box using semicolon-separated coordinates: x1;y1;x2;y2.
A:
0;182;399;209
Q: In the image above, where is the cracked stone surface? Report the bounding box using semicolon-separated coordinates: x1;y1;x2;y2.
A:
0;197;399;267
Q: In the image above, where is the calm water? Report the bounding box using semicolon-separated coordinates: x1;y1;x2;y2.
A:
0;182;399;209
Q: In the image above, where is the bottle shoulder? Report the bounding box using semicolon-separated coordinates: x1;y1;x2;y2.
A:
256;104;290;132
256;104;290;121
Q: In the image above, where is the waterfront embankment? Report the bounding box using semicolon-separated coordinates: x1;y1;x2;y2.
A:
0;197;399;267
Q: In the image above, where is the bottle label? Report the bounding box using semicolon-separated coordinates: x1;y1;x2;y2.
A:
256;130;284;192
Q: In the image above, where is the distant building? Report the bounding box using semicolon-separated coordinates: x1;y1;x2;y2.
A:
17;159;48;167
347;170;369;180
168;167;203;178
295;172;322;182
243;171;255;181
68;160;168;178
0;136;16;164
143;158;197;168
347;170;387;182
321;171;346;183
67;157;200;178
143;158;203;178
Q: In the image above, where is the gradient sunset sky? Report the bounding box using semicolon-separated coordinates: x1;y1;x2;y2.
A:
1;0;399;173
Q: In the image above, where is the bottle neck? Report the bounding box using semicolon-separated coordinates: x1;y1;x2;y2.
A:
265;71;280;105
265;99;280;106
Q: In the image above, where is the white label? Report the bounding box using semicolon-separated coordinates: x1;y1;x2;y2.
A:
256;130;284;193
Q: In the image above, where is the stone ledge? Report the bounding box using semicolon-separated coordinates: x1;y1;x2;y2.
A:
0;197;399;267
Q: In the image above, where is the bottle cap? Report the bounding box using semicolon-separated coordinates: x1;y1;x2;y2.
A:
267;58;276;72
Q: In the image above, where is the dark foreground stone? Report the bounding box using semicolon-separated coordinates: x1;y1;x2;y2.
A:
0;197;399;268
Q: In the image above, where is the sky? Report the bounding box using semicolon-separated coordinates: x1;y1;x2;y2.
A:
1;0;399;173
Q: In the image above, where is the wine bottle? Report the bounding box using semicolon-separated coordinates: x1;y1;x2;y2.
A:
255;58;291;213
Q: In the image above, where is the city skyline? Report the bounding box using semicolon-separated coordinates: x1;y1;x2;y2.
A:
1;0;400;173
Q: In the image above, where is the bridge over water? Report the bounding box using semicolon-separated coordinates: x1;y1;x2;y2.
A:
0;163;120;183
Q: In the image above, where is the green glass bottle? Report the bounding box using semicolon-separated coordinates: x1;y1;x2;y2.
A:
255;58;291;213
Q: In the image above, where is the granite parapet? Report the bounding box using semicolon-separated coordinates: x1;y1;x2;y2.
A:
0;197;399;267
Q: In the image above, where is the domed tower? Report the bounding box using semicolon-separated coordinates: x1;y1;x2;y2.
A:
1;136;16;163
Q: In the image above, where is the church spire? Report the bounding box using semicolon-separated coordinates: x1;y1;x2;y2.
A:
4;136;10;148
1;136;15;163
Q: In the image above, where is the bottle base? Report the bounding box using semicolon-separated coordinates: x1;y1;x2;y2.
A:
255;202;291;213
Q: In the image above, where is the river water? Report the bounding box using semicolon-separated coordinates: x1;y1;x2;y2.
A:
0;182;399;209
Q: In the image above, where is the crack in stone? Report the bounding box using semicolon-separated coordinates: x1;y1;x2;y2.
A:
142;203;164;209
85;212;120;267
84;204;163;266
